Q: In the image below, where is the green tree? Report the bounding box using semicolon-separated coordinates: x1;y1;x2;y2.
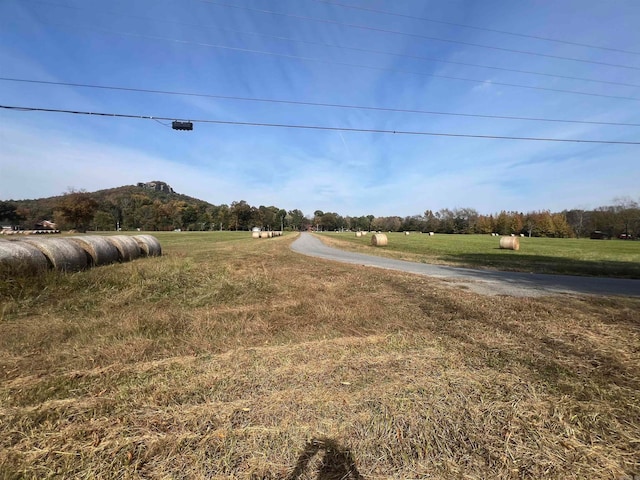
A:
423;210;439;233
182;205;199;230
288;209;306;231
0;201;22;224
320;212;339;231
278;209;287;231
91;211;116;231
313;210;324;231
230;200;253;230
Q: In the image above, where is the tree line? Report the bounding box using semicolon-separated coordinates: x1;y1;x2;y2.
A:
1;186;638;239
309;200;638;238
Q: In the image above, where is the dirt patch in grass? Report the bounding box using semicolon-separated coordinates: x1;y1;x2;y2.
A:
1;232;639;478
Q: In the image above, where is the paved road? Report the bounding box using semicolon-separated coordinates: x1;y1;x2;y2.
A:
291;233;640;297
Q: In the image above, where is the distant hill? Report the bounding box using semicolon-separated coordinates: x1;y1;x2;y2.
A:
7;181;224;231
93;181;210;208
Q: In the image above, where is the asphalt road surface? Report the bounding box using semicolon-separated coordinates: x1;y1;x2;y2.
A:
291;233;640;297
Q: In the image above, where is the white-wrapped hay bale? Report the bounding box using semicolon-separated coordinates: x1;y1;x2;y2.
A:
252;231;260;239
429;232;435;236
22;238;89;271
133;235;162;257
371;233;388;247
404;231;410;235
69;236;120;266
355;232;362;237
499;236;520;251
105;235;142;262
0;241;50;272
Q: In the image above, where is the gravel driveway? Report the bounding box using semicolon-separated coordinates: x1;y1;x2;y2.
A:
291;233;640;297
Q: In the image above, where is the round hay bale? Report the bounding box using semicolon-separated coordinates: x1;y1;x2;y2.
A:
252;231;260;239
68;236;120;266
259;231;270;239
133;235;162;257
355;232;362;237
105;235;142;262
371;233;388;247
499;236;520;251
404;231;410;235
22;238;89;271
0;241;50;273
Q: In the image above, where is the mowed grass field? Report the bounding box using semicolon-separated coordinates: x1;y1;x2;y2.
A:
319;232;640;278
1;231;639;479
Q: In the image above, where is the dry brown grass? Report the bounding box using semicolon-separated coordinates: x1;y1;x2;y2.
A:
1;232;639;479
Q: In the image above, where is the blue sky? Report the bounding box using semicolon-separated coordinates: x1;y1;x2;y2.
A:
1;0;639;217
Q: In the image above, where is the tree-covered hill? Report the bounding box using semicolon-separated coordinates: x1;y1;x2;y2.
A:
4;182;226;232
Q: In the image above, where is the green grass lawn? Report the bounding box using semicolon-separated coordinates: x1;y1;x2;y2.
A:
319;232;640;278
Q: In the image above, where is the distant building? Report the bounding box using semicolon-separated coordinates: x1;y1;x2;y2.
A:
35;220;57;230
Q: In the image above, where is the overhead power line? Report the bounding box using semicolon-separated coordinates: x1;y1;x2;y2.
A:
312;0;640;56
3;77;640;128
2;104;639;145
194;0;640;71
26;0;640;89
35;24;640;103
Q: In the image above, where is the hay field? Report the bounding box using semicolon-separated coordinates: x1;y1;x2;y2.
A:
1;232;639;479
320;232;640;278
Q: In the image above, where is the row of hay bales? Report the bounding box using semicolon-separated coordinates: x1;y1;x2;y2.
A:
353;231;520;251
252;231;283;239
0;234;161;273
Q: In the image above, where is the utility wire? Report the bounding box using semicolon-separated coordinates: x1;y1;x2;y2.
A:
36;24;640;103
3;77;640;128
153;118;172;127
25;0;640;89
312;0;640;56
193;0;640;71
2;104;639;145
